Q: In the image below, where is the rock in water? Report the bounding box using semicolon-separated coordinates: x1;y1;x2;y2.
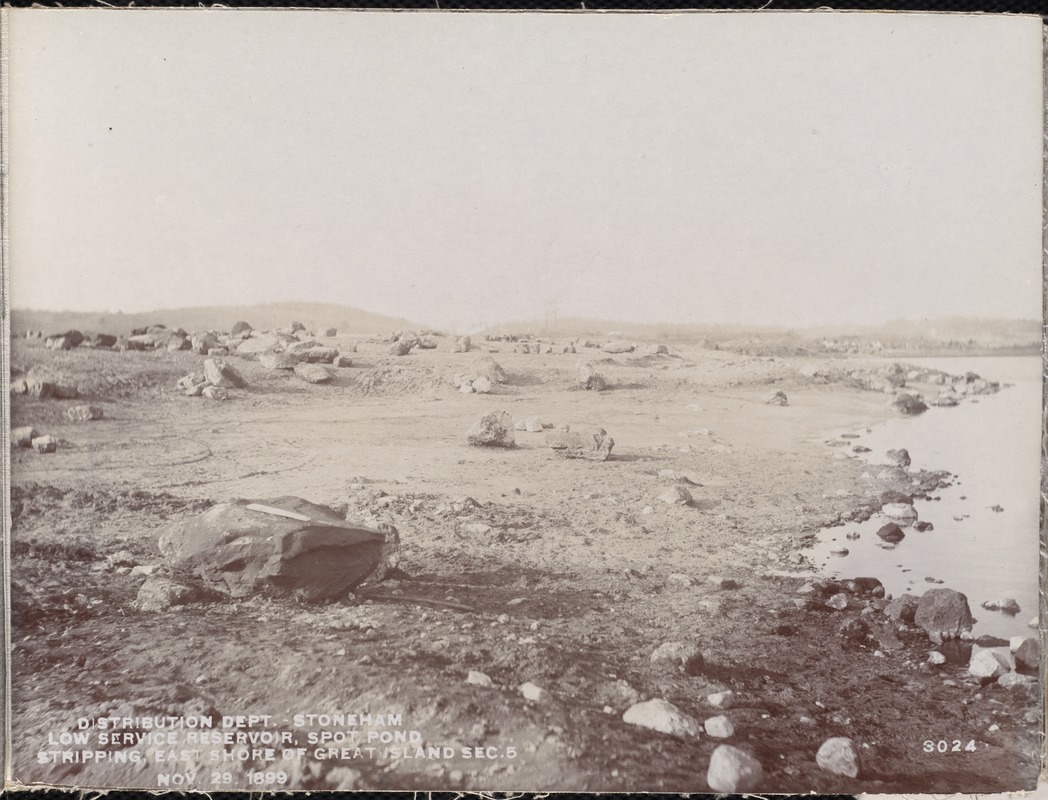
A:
707;745;763;792
882;503;917;523
876;523;905;543
914;588;973;640
704;716;734;738
886;448;911;467
259;352;300;370
622;699;701;738
545;424;614;461
204;358;248;389
892;393;927;415
816;737;860;778
294;363;332;384
157;496;399;601
766;390;788;406
466;411;515;448
11;426;37;448
135;576;200;612
1013;637;1038;672
968;649;1010;681
66;405;104;422
31;435;57;453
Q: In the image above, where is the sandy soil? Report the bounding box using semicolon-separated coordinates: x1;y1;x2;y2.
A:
7;336;1041;792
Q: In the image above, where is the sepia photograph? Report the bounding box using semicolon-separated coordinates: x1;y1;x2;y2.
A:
3;8;1044;793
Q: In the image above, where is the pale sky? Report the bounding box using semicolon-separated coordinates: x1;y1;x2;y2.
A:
7;10;1044;330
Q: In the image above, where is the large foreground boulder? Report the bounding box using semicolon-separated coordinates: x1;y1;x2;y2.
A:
466;411;515;448
545;424;614;461
157;497;400;601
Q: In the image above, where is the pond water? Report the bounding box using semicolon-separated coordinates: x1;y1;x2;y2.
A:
806;355;1041;643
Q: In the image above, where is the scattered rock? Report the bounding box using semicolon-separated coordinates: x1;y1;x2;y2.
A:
886;448;911;467
519;682;550;703
706;745;763;792
826;593;849;611
466;411;515;448
45;330;85;350
157;496;399;601
11;426;37;448
915;588;973;640
645;344;669;355
202;386;228;401
927;651;946;665
470;357;507;384
968;649;1009;681
389;340;414;356
882;503;917;523
135;576;200;612
914;521;934;532
892;393;927;415
880;490;913;505
334;355;354;368
230;321;253;336
466;671;494;688
766;390;788;406
259;352;300;370
658;486;693;506
524;417;546;433
577;362;608;391
884;594;919;624
649;641;704;675
204;359;248;389
1013;637;1038;672
65;405;104;422
294;363;332;384
816;737;860;778
622;699;701;738
472;376;493;394
601;341;634;354
707;691;734;709
999;672;1035;690
31;435;57;453
704;715;734;738
545;424;614;461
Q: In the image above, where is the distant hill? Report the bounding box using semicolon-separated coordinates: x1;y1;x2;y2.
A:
11;303;422;337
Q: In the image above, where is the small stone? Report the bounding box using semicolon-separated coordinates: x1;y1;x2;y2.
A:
707;691;734;709
886;448;911;467
876;523;905;543
11;426;37;448
135;577;198;612
519;682;550;703
129;564;158;577
766;390;788;406
884;594;919;624
202;385;228;400
465;670;493;688
650;641;704;674
545;424;614;461
659;486;693;506
472;376;493;394
882;503;917;523
524;417;546;433
927;651;946;665
666;573;696;588
826;593;849;611
704;715;734;738
998;672;1034;690
706;745;763;792
334;355;354;368
816;737;861;778
31;435;57;453
65;405;103;422
622;699;701;738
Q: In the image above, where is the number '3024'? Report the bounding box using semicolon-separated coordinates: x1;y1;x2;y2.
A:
923;739;977;753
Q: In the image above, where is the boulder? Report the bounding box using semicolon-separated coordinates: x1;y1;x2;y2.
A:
82;332;118;349
323;328;337;337
286;340;321;355
302;346;339;364
259;352;300;370
45;330;84;350
10;378;27;395
157;496;400;601
545;424;615;461
466;411;515;448
191;333;221;355
816;737;860;778
230;321;253;336
645;344;670;355
288;321;306;333
389;340;414;356
472;377;493;394
886;448;911;467
167;335;192;351
204;359;248;389
704;715;734;738
915;588;973;640
884;594;919;624
601;341;634;354
622;699;701;738
892;393;927;415
968;649;1009;681
707;691;734;709
882;503;917;523
524;417;546;433
12;426;38;448
766;390;788;406
876;523;905;543
465;670;493;688
31;435;58;453
294;363;332;384
470;357;507;384
649;641;704;674
1013;637;1038;673
577;362;608;391
236;335;282;355
202;386;228;401
334;355;354;368
65;405;103;422
418;336;438;349
880;490;913;505
998;672;1035;689
519;682;550;703
707;745;763;792
135;576;201;612
659;486;693;506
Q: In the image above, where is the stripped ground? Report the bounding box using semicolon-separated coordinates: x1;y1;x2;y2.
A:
7;338;1040;792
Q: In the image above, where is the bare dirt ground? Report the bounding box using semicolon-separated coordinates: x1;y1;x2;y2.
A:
7;336;1041;792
